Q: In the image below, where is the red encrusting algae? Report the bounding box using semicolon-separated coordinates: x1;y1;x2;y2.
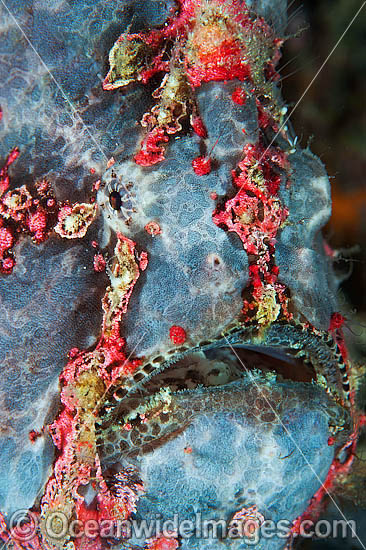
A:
232;86;247;105
213;142;290;325
0;149;60;273
144;221;162;236
0;1;360;549
134;127;170;166
39;235;147;549
0;230;149;549
191;114;207;138
93;253;106;272
0;148;99;274
103;0;282;166
169;325;187;345
192;155;211;175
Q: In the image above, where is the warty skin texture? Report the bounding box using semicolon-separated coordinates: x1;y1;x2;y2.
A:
94;1;355;549
98;80;256;357
124;377;344;550
98;81;337;357
0;1;360;550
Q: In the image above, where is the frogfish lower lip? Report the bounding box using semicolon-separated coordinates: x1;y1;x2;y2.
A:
96;327;351;550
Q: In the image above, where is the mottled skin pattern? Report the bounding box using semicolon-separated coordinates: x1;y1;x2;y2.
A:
0;232;106;516
125;377;348;550
94;1;355;548
0;0;176;520
98;80;256;357
96;31;347;404
96;79;344;388
0;1;360;550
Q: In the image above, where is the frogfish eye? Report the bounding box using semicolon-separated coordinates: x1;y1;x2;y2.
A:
109;190;122;211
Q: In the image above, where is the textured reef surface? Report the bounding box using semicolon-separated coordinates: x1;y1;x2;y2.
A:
0;1;364;550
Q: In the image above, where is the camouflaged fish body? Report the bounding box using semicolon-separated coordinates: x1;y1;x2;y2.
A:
92;19;358;535
97;75;348;429
0;0;356;547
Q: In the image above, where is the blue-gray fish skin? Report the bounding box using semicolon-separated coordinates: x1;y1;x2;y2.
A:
0;0;354;548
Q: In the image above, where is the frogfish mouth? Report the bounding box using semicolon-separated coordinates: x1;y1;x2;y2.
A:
96;320;352;461
96;7;352;436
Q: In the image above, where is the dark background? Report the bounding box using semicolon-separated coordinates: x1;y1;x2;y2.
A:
281;3;366;548
281;0;366;345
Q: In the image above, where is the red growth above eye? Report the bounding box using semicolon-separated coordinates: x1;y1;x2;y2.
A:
191;115;207;138
169;325;186;344
232;87;246;105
